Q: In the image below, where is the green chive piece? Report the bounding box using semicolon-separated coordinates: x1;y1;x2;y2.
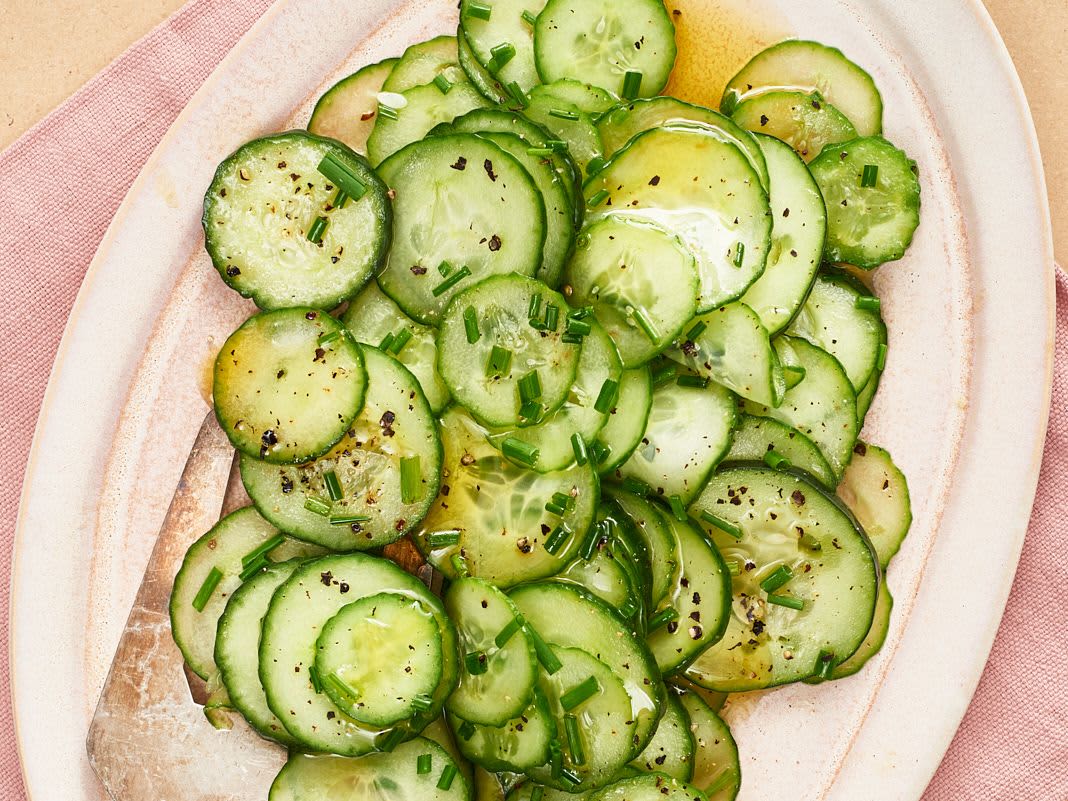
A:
566;317;592;337
417;753;433;775
489;42;516;72
487;345;513;377
192;567;223;612
549;107;579;120
544;303;560;331
519;400;544;422
451;553;471;578
587;188;609;208
876;342;888;371
427;530;461;549
551;491;573;509
238;556;269;582
308;664;323;694
241;534;286;567
318;329;341;347
332;188;349;209
389;328;413;355
304;496;332;516
701;510;743;540
579;520;605;560
587;440;610;466
571;433;588;466
457;720;476;741
438;260;453;277
763;450;792;470
668;495;687;522
401;455;421;504
784;364;807;388
545;503;567;520
560;676;599;710
861;164;879;188
465;1;491;20
323;469;343;501
549;742;563;779
733;241;746;268
530;788;545;801
767;593;805;610
619;594;640;621
330;514;371;526
622;70;643;100
571;305;594;320
594;379;619;414
705;769;736;795
544;523;572;556
379;728;406;752
378;332;396;351
518;370;542;403
528;293;543;318
317;154;368;200
464;651;488;676
502;436;539;467
432;73;453;94
307;216;329;244
629;306;660;342
856;295;882;312
760;565;794;593
648;606;679;631
507;81;529;108
378;104;399;121
726;560;741;576
560;768;581;786
432;265;471;297
815;650;836;681
326;671;361;701
686;321;707;341
494;616;523;648
521;9;537;24
652;361;678;387
546;139;568;153
585;155;607;177
461;306;481;344
527;146;554;157
561;333;584;345
411;693;433;712
564;714;586;765
621;476;651;497
526;623;563;674
677;374;709;388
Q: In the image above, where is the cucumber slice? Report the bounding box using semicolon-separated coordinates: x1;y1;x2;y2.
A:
666;301;785;407
214;308;367;464
534;79;617;116
421;716;476;789
743;336;858;480
808;136;921;270
686;466;879;691
823;584;893;680
559;534;642;616
308;57;397;154
589;774;707;801
855;323;887;423
315;592;445;727
675;689;740;801
341;281;451;412
595;366;653;474
438;274;580;428
203;132;392;310
616;375;735;504
563;215;699;367
239;346;442;550
786;272;886;391
382;35;465;93
731;91;857;162
629;692;694;782
474;767;507;801
269;737;470;801
445;577;539;726
170;507;322;680
608;493;679;611
459;0;544;94
836;442;911;569
721;40;883;137
377;134;545;324
596;97;769;189
415;407;599;587
508;582;664;757
452;688;556;773
738;134;826;336
723;415;836;491
533;0;677;98
585;125;772;311
458;27;510;104
260;553;458;754
523;92;604;176
215;559;303;746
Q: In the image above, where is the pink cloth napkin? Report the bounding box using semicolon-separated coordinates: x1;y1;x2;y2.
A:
0;0;1064;798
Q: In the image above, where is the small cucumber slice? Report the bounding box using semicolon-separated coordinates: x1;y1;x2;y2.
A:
595;366;653;474
459;0;545;94
533;0;677;98
675;689;740;801
823;584;893;680
722;40;884;137
585;125;772;311
724;414;836;491
308;57;397;154
451;687;555;773
608;492;680;610
383;35;465;93
666;301;785;407
836;442;911;569
535;78;617;116
808;136;921;269
458;27;510;103
523;92;604;176
473;767;507;801
563;215;699;367
204;132;392;310
731;91;857;162
686;466;879;692
630;692;695;781
377;134;545;324
445;577;538;726
589;774;708;801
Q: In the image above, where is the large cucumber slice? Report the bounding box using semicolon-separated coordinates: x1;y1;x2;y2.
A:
595;366;653;474
451;687;556;772
686;466;879;691
723;414;836;491
629;692;695;781
367;81;490;166
731;91;857;162
383;35;465;93
836;441;911;569
675;689;740;801
459;0;545;94
308;57;397;154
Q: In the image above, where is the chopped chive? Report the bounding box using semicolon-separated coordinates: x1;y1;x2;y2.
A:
465;1;491;20
519;400;544;422
876;342;888;371
763;450;792;470
308;664;322;694
619;594;640;621
564;714;586;765
238;556;269;582
464;651;488;676
463;306;481;343
767;593;805;610
525;623;563;674
571;305;594;320
494;615;524;648
549;742;563;779
304;496;332;516
784;364;807;388
726;560;741;576
546;139;568;153
587;188;609;208
378;332;396;351
668;494;687;522
437;766;458;790
630;307;660;342
566;317;592;336
594;379;619;414
457;720;476;741
561;333;585;345
417;753;433;775
502;436;539;467
677;374;709;388
401;455;421;504
330;514;371;526
571;433;588;465
686;321;707;341
560;676;599;710
560;768;581;786
622;70;643;100
389;328;413;355
544;523;572;555
705;769;736;795
648;606;679;631
323;470;344;501
518;370;542;403
432;73;453;94
861;164;879;188
621;477;651;497
760;565;794;593
856;295;882;312
549;107;579;121
506;81;529;108
331;188;349;209
318;329;342;347
815;650;836;681
700;510;743;540
551;491;573;509
411;693;433;712
487;345;513;377
438;260;453;277
527;146;554;157
521;9;537;24
431;265;471;297
733;241;746;267
241;534;286;567
528;293;543;318
451;553;471;578
530;788;545;801
307;216;329;244
652;363;678;388
192;567;223;612
489;42;516;72
544;303;560;331
427;530;461;548
579;520;605;560
317;154;368;201
587;440;610;466
378;104;399;121
326;671;361;701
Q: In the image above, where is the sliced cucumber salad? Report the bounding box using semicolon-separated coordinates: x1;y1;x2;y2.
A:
177;6;921;799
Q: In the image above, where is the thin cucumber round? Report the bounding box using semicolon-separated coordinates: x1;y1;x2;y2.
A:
214;308;367;464
474;767;507;801
203;132;392;310
308;57;397;154
535;78;618;116
585;125;772;311
458;27;510;104
608;492;680;611
855;322;887;423
629;692;694;782
563;215;699;367
731;91;857;162
382;35;465;93
459;0;545;94
808;136;921;270
559;532;643;615
523;92;604;177
836;442;911;569
438;274;581;428
451;687;555;773
675;689;740;801
421;717;476;789
822;584;893;681
686;466;879;692
533;0;677;98
377;133;545;324
589;774;708;801
723;414;836;491
595;366;653;474
239;345;442;550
